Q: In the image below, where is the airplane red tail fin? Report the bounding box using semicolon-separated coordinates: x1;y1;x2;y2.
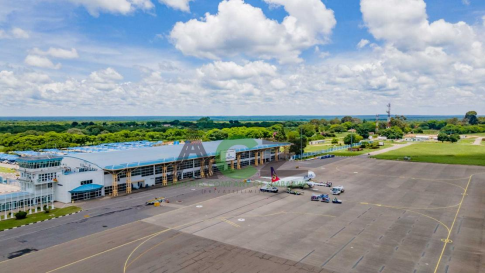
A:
271;167;280;183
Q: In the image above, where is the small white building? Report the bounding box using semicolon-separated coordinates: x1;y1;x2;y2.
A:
309;140;325;145
404;134;436;142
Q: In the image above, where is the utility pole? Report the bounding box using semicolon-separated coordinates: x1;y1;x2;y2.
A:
375;114;379;133
386;103;391;129
300;127;303;161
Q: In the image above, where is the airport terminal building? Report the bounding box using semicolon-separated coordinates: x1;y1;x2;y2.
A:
6;139;289;207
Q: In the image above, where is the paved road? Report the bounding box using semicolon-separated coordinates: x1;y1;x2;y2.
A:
472;137;483;145
365;143;413;156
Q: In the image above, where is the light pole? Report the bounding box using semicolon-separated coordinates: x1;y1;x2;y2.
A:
300;127;303;161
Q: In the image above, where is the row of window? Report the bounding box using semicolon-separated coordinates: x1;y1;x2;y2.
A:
19;160;61;169
38;172;57;182
81;180;93;185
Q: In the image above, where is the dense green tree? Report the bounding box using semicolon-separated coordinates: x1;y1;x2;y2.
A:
344;134;363;145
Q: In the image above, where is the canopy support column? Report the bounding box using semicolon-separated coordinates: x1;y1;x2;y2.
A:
208;158;214;177
126;170;132;194
260;150;264;165
112;173;118;197
230;160;234;171
237;154;241;169
200;159;205;178
162;165;167;186
173;164;178;183
255;151;259;167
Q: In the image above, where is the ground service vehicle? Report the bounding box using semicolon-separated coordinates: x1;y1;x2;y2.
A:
331;186;345;195
146;197;165;205
287;188;304;195
332;197;342;204
260;185;278;193
311;194;330;202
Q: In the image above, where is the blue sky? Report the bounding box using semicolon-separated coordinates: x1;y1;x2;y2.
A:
0;0;485;116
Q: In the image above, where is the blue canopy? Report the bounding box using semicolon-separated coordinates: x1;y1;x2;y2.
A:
69;184;103;194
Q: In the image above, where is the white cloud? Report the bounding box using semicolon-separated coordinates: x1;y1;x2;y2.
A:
170;0;336;63
31;47;79;59
361;0;476;51
0;27;29;39
24;55;62;69
11;27;29;39
357;39;370;48
68;0;154;17
197;61;277;80
158;0;193;12
89;67;123;83
462;0;470;5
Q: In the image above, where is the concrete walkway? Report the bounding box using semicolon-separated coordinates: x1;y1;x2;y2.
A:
364;143;414;156
473;137;483;145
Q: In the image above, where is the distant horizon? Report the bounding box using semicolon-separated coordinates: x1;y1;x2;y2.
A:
0;114;477;122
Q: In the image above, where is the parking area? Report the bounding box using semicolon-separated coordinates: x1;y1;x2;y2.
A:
1;157;483;273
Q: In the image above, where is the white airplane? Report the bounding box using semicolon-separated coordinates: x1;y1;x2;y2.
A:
257;167;317;188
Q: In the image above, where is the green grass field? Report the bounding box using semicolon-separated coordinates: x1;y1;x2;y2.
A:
372;142;485;166
0;166;16;173
0;206;81;231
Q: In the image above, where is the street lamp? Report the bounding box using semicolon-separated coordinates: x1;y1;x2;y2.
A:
300;127;303;161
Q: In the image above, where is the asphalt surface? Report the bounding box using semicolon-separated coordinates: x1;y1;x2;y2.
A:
1;157;484;273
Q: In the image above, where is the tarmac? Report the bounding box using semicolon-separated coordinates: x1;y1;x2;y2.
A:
0;157;484;273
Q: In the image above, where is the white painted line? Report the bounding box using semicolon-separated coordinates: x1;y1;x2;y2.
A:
238;219;245;222
196;205;203;208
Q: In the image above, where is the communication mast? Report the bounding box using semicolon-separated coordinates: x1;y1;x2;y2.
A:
386;103;391;129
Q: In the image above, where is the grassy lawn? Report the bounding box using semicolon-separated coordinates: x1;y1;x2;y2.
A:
305;143;333;153
422;130;439;134
0;166;17;173
0;206;81;231
372;142;485;166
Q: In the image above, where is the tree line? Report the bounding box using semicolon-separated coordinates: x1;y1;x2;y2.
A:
0;112;483;153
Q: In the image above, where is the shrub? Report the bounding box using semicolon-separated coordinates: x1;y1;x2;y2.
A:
44;205;50;213
331;138;338;144
15;211;27;220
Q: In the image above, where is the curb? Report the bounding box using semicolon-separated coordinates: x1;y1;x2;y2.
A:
0;210;83;232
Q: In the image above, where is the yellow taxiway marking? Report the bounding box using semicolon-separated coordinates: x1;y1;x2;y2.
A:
219;217;241;228
361;202;450;233
125;233;182;270
44;189;253;273
433;174;473;273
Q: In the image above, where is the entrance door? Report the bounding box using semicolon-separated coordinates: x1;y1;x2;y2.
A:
84;192;90;200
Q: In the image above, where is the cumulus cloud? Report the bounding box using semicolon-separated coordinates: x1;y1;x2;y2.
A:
24;55;62;69
68;0;154;17
0;27;29;39
357;39;369;48
31;47;79;59
197;61;277;80
158;0;193;12
170;0;336;63
89;67;123;82
361;0;476;52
